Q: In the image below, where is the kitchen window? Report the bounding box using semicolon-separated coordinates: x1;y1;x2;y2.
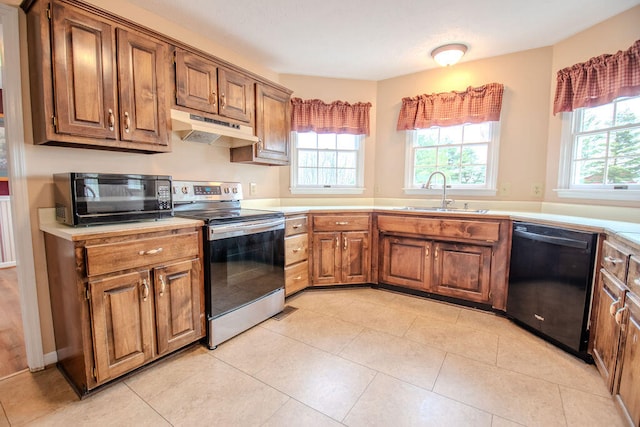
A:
290;131;365;194
404;121;500;195
557;95;640;200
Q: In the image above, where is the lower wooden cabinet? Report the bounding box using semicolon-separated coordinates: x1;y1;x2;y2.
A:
44;224;205;396
380;236;430;289
432;242;492;303
614;291;640;426
284;214;310;296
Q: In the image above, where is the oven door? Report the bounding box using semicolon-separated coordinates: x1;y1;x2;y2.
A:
206;219;285;319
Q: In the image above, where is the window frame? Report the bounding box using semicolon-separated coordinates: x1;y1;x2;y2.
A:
557;95;640;201
289;131;366;195
403;121;500;196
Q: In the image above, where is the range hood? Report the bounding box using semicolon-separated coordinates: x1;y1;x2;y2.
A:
170;109;259;147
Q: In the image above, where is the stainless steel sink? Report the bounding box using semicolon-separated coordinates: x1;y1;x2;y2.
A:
395;206;488;214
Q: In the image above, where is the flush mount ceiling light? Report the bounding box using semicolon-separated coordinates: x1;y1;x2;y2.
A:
431;43;468;67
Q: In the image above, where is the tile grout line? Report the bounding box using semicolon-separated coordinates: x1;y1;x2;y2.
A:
123;381;175;426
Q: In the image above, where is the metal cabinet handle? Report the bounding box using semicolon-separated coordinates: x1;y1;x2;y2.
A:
139;248;163;255
211;91;217;106
294;275;302;280
343;236;347;250
292;224;302;229
604;256;623;265
257;139;263;151
159;275;166;297
615;307;627;326
634;277;640;286
108;109;115;131
610;298;620;316
426;246;429;257
335;221;349;225
124;112;131;133
220;93;226;108
434;248;439;258
292;247;303;253
142;278;149;301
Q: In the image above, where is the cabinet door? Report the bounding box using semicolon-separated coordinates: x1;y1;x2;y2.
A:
116;29;169;146
218;67;254;123
380;235;431;290
51;2;117;139
593;269;627;391
312;231;341;285
615;292;640;426
89;270;154;383
154;259;203;355
175;49;218;114
342;231;370;284
432;242;491;303
255;84;290;162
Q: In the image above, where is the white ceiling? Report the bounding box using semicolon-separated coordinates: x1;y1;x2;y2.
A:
128;0;640;81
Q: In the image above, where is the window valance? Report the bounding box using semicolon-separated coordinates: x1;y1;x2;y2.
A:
290;98;372;135
553;39;640;114
396;82;504;130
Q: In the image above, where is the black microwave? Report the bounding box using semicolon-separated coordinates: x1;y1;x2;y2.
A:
54;173;173;226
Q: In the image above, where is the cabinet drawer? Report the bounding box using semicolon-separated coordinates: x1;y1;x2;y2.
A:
377;215;500;242
285;234;308;265
602;240;631;283
285;260;309;295
285;215;308;236
313;214;370;231
85;232;200;277
628;255;640;295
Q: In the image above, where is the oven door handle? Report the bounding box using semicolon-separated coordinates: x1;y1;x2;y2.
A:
209;219;284;240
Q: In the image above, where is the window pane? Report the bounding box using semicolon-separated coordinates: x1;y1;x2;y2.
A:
298;150;317;167
460;166;486;184
615;98;640;126
297;132;317;148
416;128;439;147
415;148;436;168
580;104;613;132
439;126;463;144
437;146;461;166
337;151;356;168
461;145;488;165
337;134;357;150
607;157;640;184
318;151;336;167
573;160;605;184
318;168;336;185
317;134;336;150
337;169;356;185
298;168;317;185
463;123;491;143
575;133;607;160
610;128;640;157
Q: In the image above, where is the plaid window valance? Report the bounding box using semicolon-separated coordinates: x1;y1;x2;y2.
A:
290;98;372;135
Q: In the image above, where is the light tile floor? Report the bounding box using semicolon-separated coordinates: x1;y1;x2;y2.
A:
0;287;626;426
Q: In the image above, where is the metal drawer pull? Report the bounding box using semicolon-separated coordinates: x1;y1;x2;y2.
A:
292;224;302;229
604;256;623;264
534;314;545;321
615;307;627;326
294;275;302;280
139;247;163;255
610;299;620;316
142;278;149;301
335;221;349;225
292;247;303;253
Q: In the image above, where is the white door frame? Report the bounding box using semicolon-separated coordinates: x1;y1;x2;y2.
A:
1;3;45;371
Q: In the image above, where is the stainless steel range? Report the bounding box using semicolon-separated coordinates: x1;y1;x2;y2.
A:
172;180;285;349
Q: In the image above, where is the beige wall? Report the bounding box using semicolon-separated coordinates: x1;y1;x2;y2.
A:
544;5;640;208
375;47;552;202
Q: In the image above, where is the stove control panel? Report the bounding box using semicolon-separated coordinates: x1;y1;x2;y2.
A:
172;180;243;203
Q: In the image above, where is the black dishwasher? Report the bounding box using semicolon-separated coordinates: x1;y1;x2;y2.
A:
506;221;598;361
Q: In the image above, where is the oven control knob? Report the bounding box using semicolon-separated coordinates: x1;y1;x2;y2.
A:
181;186;189;194
224;188;230;194
232;188;238;193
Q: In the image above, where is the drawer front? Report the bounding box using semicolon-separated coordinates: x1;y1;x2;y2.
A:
628;255;640;295
313;214;370;231
85;232;200;277
377;215;500;242
602;239;631;283
285;215;308;236
285;234;308;266
285;260;309;296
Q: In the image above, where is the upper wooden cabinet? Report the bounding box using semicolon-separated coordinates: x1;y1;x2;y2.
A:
23;0;170;153
174;49;255;124
230;83;292;165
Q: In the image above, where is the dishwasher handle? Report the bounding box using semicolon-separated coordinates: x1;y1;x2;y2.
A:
513;229;589;250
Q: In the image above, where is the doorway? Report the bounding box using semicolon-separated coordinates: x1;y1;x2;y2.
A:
0;4;44;374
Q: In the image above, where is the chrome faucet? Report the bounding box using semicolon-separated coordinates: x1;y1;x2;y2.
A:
424;171;453;209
